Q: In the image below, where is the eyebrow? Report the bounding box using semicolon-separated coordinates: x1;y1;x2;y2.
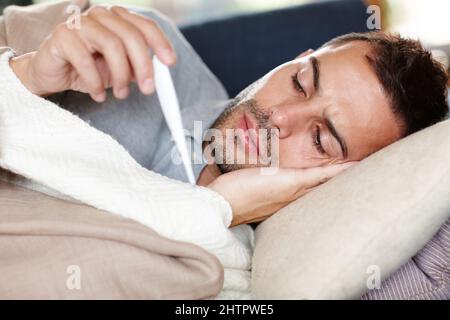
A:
324;117;348;158
310;56;320;92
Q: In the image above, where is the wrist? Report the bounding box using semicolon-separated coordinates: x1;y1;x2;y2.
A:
206;180;239;227
9;52;49;97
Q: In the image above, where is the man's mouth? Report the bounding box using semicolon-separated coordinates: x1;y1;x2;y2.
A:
238;112;259;157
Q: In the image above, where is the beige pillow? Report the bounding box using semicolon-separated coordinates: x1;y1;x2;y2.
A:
252;119;450;299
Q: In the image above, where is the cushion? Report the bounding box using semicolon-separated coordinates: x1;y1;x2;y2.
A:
252;118;450;299
0;179;223;299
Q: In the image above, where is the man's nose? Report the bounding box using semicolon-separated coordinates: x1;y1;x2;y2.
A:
270;104;307;139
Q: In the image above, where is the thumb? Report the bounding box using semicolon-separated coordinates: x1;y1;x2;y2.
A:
299;161;358;188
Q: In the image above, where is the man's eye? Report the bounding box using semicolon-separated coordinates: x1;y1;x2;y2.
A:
291;73;305;96
313;126;326;155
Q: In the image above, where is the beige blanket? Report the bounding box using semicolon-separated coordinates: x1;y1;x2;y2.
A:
0;178;223;299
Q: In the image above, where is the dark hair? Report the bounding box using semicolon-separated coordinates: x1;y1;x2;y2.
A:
322;32;448;136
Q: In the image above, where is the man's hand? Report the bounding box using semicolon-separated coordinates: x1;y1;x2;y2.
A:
208;162;356;227
9;5;176;102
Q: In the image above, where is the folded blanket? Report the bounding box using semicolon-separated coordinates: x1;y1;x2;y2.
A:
0;50;253;298
0;179;224;299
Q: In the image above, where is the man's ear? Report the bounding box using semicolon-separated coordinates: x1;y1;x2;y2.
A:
295;49;314;59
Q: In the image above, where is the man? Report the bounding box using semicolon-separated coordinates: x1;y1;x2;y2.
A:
1;0;448;300
8;4;448;225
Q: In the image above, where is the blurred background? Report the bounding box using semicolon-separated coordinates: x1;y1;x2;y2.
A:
1;0;450;47
0;0;448;100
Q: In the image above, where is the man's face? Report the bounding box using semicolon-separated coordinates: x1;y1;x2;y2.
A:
209;41;404;173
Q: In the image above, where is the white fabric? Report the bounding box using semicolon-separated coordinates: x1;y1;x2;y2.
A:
0;51;253;298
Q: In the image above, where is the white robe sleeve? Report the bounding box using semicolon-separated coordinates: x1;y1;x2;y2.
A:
0;50;252;270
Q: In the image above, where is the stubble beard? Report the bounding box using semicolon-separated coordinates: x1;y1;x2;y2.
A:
208;96;276;174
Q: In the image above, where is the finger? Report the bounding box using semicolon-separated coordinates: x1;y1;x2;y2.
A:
55;26;105;102
89;7;154;94
76;16;131;99
111;6;176;66
299;161;357;188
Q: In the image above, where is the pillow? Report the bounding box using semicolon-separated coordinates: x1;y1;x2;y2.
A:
252;119;450;299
